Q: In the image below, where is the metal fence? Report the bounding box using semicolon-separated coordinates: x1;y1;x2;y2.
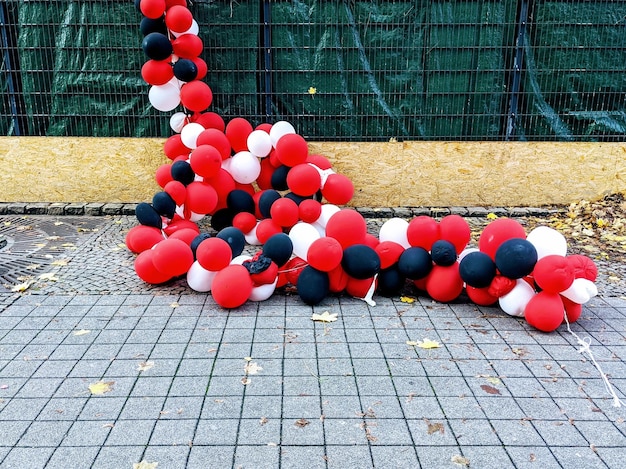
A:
1;0;625;141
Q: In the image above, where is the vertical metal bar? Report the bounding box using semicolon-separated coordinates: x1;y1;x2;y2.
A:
0;1;21;136
506;0;531;140
260;0;273;121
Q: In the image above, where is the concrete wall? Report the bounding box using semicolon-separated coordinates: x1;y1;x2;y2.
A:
1;137;624;207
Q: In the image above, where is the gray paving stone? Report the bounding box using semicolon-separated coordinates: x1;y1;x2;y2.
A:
549;446;608;469
149;418;197;445
371;445;420;468
61;420;112;446
78;396;126;421
46;446;100;469
17;420;73;447
91;446;145;469
460;445;515;468
193;419;239;445
280;445;327;469
0;419;31;446
532;419;589;446
413;446;464;468
1;447;55;469
242;394;284;419
323;418;369;446
324;445;372;469
0;397;48;420
200;396;243;419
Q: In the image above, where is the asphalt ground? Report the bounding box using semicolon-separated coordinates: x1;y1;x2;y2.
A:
0;214;624;468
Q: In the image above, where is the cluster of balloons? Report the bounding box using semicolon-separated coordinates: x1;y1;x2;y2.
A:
129;0;598;333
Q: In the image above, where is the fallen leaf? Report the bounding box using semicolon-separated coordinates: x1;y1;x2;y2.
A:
102;423;115;428
425;419;445;435
38;273;59;281
11;281;32;292
415;338;441;349
451;455;470;466
259;417;268;425
133;461;158;469
486;376;502;385
244;356;252;362
486;212;498;220
244;362;263;375
88;381;114;395
54;221;64;226
308;87;317;95
73;329;91;336
406;341;419;347
295;418;310;427
46;235;61;241
26;264;42;270
170;302;179;308
241;377;251;385
480;384;501;395
311;311;338;323
400;296;415;304
51;259;69;266
137;361;155;372
529;453;536;462
0;384;8;390
61;243;75;248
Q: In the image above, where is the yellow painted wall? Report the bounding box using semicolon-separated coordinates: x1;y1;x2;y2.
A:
1;137;624;207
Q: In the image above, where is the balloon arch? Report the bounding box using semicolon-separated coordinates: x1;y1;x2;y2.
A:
128;0;598;333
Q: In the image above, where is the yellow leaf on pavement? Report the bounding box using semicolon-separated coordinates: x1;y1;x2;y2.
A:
244;362;263;375
415;338;441;349
311;311;338;323
89;381;114;395
400;296;415;304
133;461;158;469
73;329;91;336
52;259;69;266
38;273;59;281
11;281;32;292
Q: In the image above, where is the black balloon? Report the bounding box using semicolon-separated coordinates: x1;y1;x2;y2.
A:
270;165;290;191
210;208;235;232
459;251;496;288
397;247;432;280
190;233;211;259
216;227;245;257
258;190;281;218
341;244;381;280
227;189;256;214
262;233;293;266
495;238;538;279
173;58;198;82
297;266;330;305
377;266;406;297
142;32;173;61
140;17;167;36
152;191;176;219
284;192;311;205
431;240;458;266
135;202;162;229
170;160;196;186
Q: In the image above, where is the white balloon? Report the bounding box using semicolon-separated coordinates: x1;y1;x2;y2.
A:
269;121;296;147
221;157;232;173
314;204;340;229
244;223;261;245
458;247;479;263
189;211;205;222
289;222;321;260
378;218;410;249
231;254;252;265
169;112;188;133
249;278;278;302
561;278;598;304
247;130;273;157
498;279;536;317
172;19;199;38
187;261;217;292
148;82;180;112
180;122;205;149
311;221;326;237
230;151;261;184
526;226;567;259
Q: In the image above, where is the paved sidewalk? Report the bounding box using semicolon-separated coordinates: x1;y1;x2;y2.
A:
0;215;624;468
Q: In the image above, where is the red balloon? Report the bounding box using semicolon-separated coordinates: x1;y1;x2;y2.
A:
567;254;598;281
413;277;428;291
141;60;173;85
125;225;164;253
439;215;471;254
225;118;253;153
165;5;193;33
375;241;405;270
204;169;236;211
196;237;232;271
307;237;343;272
185;181;218;214
257;158;276;191
466;285;498;306
275;133;308;167
479;218;527;260
163;219;199;237
172;34;203;59
250;261;278;286
190;144;222;178
346;276;377;299
364;233;380;250
164;134;190;160
152;238;194;277
270;198;299;228
524;292;564;332
135;249;172;284
298;199;322;223
197;129;231;160
561;295;583;323
155;163;173;188
425;264;463;302
255;219;283;244
190;57;208;81
283;257;307;286
407;216;440;251
321;173;354;205
168;227;198;245
306;154;332;170
140;0;166;19
212;265;253;309
325;209;367;250
256;123;273;133
233;212;257;234
328;264;349;292
286;164;321;196
269;150;282;168
165;0;187;8
164;180;186;206
180;81;212;112
192;112;224;131
533;255;574;293
487;275;517;298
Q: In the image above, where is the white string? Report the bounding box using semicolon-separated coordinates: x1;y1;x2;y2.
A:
563;310;624;407
357;274;378;307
